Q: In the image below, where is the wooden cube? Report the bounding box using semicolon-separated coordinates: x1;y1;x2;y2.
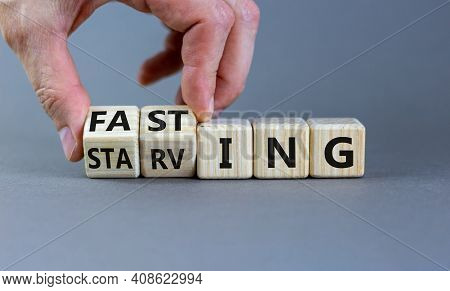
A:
83;106;140;178
197;119;253;179
140;106;197;177
308;118;365;178
253;118;309;179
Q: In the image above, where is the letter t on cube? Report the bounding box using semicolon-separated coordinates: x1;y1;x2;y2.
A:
83;106;140;178
308;118;365;178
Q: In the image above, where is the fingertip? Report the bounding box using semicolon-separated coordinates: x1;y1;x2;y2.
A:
56;90;89;163
137;69;151;86
181;65;216;122
69;143;84;162
138;50;182;86
194;98;214;122
58;127;82;162
196;111;214;123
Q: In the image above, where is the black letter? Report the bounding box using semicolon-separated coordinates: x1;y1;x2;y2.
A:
88;148;101;169
151;149;168;169
268;137;296;168
106;111;130;131
219;138;232;169
100;148;115;169
148;110;166;131
167;149;185;169
89;111;107;132
117;148;133;169
167;110;189;131
325;137;354;168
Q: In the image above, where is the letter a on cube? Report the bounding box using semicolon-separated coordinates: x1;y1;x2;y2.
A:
308;118;365;178
83;106;140;178
140;106;197;177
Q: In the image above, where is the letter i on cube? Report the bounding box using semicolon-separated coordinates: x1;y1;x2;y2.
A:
83;106;140;178
197;119;253;179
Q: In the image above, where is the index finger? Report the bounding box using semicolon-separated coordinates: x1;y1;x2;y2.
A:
146;0;235;121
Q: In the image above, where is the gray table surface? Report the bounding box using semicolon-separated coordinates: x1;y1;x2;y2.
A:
1;0;449;270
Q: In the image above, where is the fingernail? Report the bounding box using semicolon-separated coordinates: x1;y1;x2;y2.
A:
196;98;215;122
197;111;214;122
58;127;76;160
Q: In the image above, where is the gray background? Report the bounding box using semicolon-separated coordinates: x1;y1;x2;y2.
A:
1;0;450;270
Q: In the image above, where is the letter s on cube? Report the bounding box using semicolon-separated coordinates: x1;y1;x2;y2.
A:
139;106;197;178
307;118;365;178
83;106;140;178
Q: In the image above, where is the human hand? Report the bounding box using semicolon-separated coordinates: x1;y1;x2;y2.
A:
0;0;260;161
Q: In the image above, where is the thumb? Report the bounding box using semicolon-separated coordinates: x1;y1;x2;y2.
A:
0;2;101;162
24;37;89;162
